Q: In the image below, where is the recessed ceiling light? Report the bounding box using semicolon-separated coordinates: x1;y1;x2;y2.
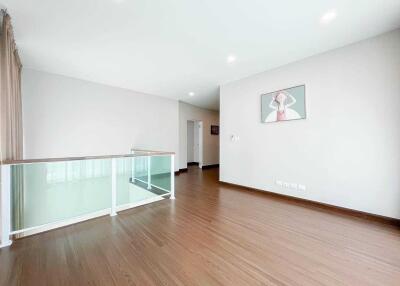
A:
320;9;337;24
227;54;236;64
188;92;195;97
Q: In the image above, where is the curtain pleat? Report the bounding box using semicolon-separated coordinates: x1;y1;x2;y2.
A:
0;10;24;233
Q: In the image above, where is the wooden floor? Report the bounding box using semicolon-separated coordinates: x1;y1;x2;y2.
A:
1;166;400;285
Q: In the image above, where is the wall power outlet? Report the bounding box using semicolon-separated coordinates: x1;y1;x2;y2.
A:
298;184;306;191
275;180;305;191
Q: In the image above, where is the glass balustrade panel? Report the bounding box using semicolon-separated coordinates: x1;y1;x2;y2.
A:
10;159;112;232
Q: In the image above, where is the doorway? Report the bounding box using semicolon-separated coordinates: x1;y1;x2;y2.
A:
187;120;203;168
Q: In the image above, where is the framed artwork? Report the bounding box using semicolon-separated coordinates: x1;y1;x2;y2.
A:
211;125;219;135
261;85;306;123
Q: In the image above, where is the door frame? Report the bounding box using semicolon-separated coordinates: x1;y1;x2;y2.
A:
186;120;203;169
197;121;203;168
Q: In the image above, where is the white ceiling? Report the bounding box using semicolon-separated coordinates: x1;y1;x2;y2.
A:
2;0;400;110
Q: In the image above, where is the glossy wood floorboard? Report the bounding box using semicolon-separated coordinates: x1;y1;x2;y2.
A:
1;167;400;285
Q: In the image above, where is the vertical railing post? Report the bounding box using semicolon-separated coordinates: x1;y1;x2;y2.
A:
0;165;12;248
170;154;175;200
131;157;135;184
110;158;117;217
147;156;151;189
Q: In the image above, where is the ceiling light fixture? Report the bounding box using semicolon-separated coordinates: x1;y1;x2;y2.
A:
188;92;195;97
227;54;236;64
320;9;337;24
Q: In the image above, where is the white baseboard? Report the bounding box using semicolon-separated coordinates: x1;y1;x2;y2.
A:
12;208;112;238
12;194;170;239
116;196;165;212
0;240;12;248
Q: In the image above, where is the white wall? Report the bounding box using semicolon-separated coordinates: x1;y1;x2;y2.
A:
220;30;400;219
22;69;180;171
187;121;194;162
179;102;219;169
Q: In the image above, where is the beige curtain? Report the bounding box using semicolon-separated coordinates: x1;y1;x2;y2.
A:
0;11;22;162
0;10;23;233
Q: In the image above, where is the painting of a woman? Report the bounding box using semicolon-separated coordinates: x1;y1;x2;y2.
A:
261;85;306;123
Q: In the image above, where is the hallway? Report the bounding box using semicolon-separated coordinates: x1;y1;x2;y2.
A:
1;166;400;285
